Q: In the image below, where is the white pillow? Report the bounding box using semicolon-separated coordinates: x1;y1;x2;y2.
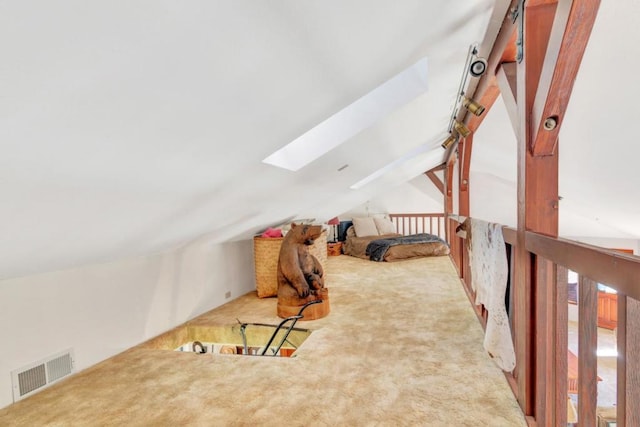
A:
352;217;379;237
374;217;396;235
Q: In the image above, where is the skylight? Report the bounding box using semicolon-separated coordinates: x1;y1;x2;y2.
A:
262;57;429;171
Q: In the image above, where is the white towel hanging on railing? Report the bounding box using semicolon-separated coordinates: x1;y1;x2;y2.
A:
466;218;516;372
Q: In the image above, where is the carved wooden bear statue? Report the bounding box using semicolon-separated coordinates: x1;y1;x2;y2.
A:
276;223;330;320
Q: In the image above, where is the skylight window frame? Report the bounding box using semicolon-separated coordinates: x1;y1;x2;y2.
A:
262;58;428;172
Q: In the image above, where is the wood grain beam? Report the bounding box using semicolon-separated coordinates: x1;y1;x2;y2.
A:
463;0;518;125
427;163;447;172
514;1;559;417
524;232;640;300
531;0;601;155
528;0;559;5
458;134;472;216
466;80;501;133
445;156;455;214
444;155;456;241
425;170;444;195
500;29;519;64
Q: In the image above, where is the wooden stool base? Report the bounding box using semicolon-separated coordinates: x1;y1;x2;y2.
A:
277;288;330;320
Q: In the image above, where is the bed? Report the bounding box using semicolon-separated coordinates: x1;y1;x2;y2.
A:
341;216;450;262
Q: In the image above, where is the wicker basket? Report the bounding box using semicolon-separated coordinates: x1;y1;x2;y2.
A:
253;231;327;298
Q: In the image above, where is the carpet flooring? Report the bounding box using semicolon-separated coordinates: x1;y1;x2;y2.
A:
0;255;526;426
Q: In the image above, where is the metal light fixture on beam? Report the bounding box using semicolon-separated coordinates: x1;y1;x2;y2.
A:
454;121;471;138
462;97;485;116
447;44;487;134
441;134;458;150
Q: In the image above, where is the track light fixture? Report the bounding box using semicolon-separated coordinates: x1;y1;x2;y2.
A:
445;45;483;145
454;121;471;138
441;134;457;149
469;57;488;77
462;97;485;116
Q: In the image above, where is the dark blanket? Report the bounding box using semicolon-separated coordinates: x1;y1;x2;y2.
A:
366;233;448;262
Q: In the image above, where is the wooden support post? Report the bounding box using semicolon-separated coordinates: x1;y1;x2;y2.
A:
515;1;559;418
458;135;471;217
444;155;455;242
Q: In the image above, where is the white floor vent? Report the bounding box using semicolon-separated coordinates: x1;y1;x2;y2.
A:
11;349;75;402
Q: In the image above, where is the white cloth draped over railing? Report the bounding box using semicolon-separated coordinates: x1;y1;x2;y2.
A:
464;218;516;372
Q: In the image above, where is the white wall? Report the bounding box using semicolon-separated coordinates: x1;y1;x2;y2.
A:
469;171;517;227
0;238;255;409
341;174;444;218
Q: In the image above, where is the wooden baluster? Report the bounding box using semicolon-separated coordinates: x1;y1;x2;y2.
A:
535;256;557;425
578;276;598;425
555;265;568;426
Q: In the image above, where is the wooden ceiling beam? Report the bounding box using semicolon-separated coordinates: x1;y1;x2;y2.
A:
530;0;601;156
527;0;559;6
445;1;519;166
427;163;447;173
463;0;519;124
500;30;519;64
466;78;501;133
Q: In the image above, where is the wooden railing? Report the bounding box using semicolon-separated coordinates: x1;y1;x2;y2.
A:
389;213;445;238
447;216;640;427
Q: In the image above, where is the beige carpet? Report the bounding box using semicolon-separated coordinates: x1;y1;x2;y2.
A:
0;255;526;426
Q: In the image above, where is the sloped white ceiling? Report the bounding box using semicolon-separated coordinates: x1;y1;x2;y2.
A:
0;1;495;279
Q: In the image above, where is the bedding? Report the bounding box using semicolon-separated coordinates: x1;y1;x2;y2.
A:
367;233;448;261
342;226;449;262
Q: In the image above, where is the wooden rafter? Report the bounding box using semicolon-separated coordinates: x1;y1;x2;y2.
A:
427;163;447;172
461;0;518;127
466;79;501;133
530;0;601;155
445;1;519;166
